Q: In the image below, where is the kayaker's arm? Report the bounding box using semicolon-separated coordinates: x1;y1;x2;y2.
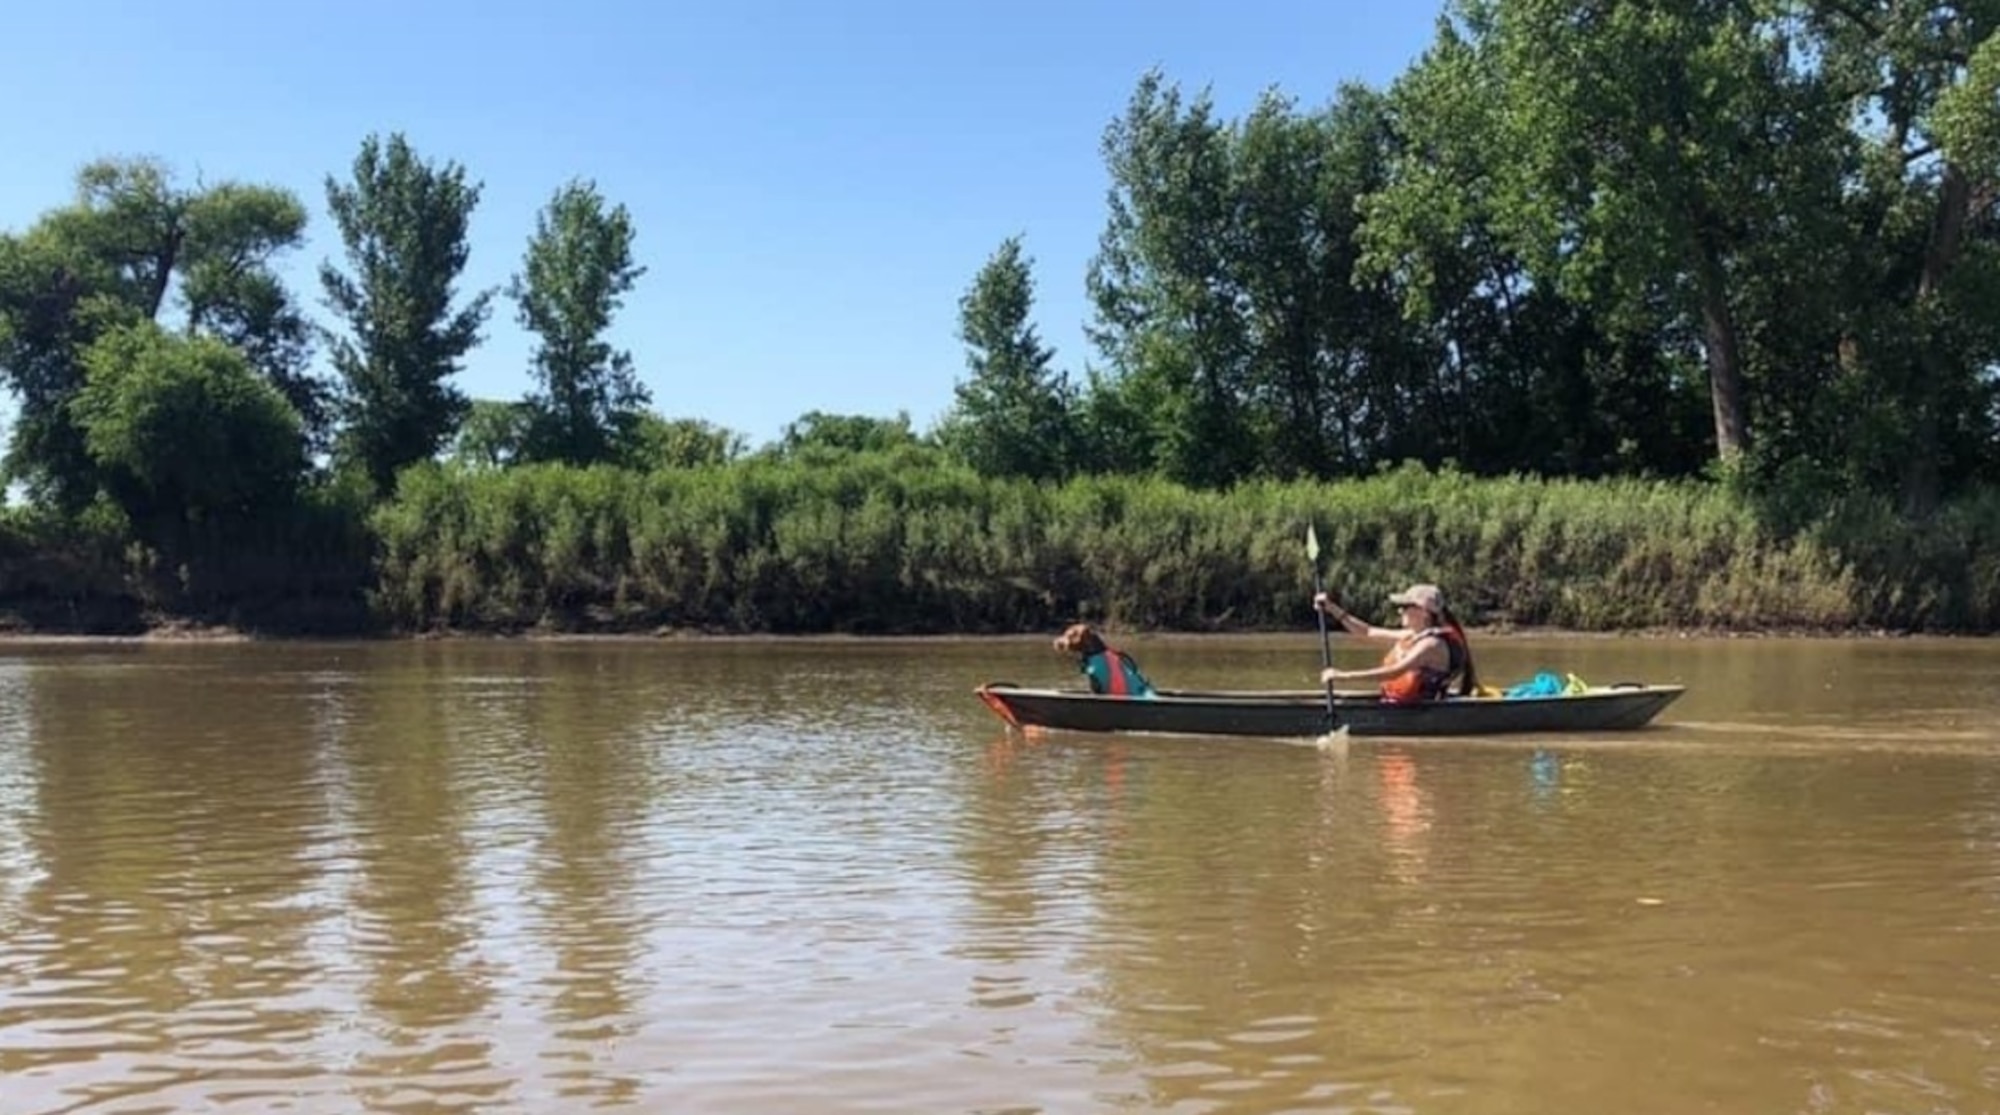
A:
1313;594;1398;640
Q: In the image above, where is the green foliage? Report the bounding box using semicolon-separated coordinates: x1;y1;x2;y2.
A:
0;226;107;509
507;179;649;466
1067;365;1162;476
1796;0;2000;509
364;456;2000;636
449;398;534;470
936;235;1076;480
0;157;320;507
0;320;365;632
179;181;327;455
616;412;748;470
0;497;144;632
1085;71;1258;487
8;15;2000;631
767;410;927;459
319;132;493;496
1933;31;2000;172
1081;67;1670;487
10;446;1999;638
1435;0;1835;460
1356;0;2000;505
71;322;305;537
1357;18;1715;480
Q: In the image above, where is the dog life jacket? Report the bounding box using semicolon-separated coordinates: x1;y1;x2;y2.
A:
1378;626;1467;703
1083;648;1155;698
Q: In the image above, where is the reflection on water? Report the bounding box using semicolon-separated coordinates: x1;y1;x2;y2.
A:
0;634;1995;1113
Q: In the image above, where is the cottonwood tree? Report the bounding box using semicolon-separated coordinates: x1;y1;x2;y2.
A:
1355;0;2000;506
1800;0;2000;509
319;132;492;495
1085;72;1255;488
507;178;649;466
936;235;1075;480
0;157;321;509
1357;13;1715;478
1081;75;1434;485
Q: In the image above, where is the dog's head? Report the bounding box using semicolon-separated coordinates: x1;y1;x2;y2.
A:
1053;623;1107;658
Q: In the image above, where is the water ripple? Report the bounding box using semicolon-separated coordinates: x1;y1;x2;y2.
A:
0;640;1998;1112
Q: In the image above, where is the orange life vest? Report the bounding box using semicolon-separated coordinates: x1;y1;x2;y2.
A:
1379;625;1468;704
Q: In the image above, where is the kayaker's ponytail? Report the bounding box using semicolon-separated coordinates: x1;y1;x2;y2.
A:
1441;606;1477;696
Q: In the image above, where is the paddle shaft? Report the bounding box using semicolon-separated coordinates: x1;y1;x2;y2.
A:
1305;533;1338;729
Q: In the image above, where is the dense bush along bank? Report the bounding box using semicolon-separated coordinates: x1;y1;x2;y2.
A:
9;458;1990;637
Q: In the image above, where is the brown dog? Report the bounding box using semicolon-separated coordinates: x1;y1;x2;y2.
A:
1052;622;1108;658
1053;622;1154;697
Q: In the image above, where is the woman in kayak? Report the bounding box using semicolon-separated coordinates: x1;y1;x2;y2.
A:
1311;583;1477;702
1053;623;1157;698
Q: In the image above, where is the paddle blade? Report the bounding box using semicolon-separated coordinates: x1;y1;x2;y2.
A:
1305;523;1321;564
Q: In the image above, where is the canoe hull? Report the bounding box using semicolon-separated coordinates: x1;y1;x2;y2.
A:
976;682;1685;739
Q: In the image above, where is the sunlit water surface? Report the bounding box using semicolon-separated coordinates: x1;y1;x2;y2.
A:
0;634;1996;1113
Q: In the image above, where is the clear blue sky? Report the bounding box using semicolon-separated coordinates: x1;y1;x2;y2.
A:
1;0;1445;449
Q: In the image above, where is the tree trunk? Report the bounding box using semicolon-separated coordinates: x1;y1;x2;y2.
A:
1919;165;1970;304
1900;163;1973;516
145;225;183;324
1693;246;1750;462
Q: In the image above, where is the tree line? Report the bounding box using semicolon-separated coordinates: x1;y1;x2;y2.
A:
2;0;1997;634
0;134;683;519
951;1;2000;513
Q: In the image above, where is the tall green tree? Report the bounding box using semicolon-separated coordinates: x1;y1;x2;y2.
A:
1800;0;2000;509
1357;15;1714;479
319;132;492;495
180;183;327;455
1083;74;1452;485
1357;0;2000;504
936;235;1074;480
1466;0;1841;466
0;157;319;508
0;226;106;509
1228;84;1431;479
1368;0;1864;475
1085;71;1256;488
507;178;649;466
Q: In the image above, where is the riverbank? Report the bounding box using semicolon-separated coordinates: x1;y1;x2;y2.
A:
8;460;1998;640
0;614;1947;645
